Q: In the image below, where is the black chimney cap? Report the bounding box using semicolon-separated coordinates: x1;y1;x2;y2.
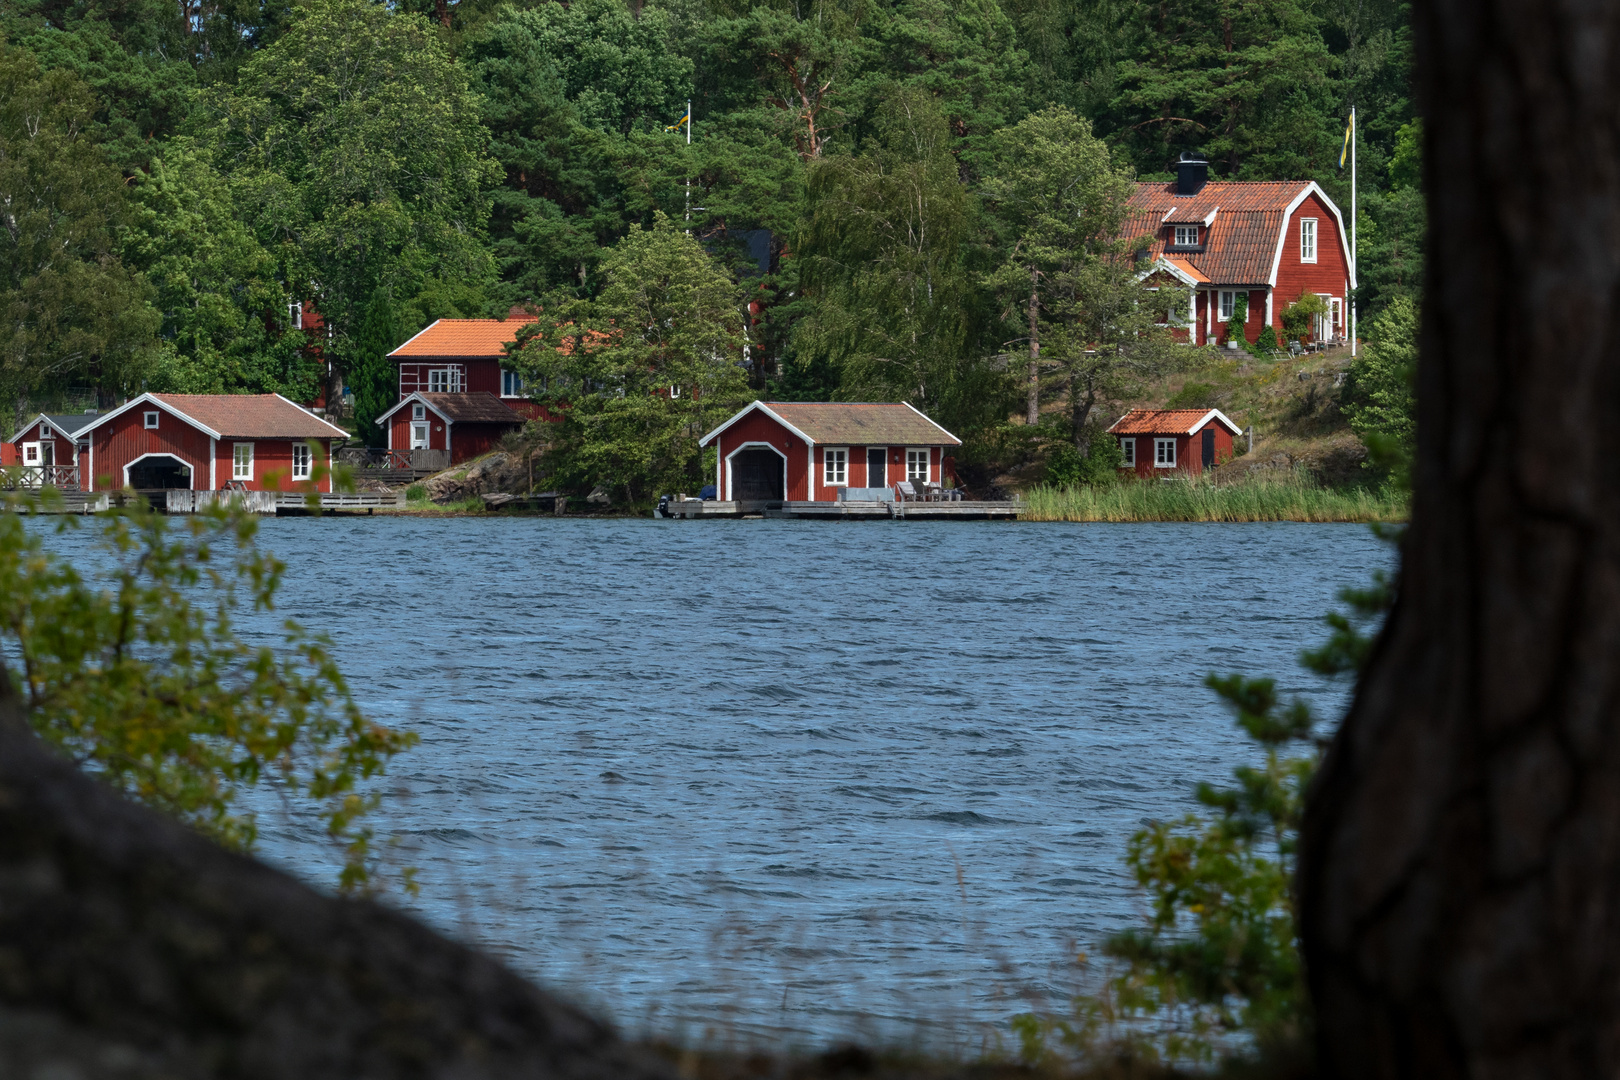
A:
1176;151;1209;196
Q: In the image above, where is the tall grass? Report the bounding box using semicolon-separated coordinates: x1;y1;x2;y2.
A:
1021;470;1407;524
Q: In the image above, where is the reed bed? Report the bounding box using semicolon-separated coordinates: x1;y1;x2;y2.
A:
1021;471;1408;524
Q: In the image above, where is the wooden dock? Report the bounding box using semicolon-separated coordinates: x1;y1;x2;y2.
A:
660;498;1021;521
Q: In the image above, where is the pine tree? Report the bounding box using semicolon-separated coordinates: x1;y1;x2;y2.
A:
350;289;399;449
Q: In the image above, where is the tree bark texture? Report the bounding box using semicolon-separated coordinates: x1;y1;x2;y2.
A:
1026;267;1040;426
0;698;671;1080
1300;3;1620;1075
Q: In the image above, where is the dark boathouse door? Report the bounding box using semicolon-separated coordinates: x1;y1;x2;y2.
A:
1201;427;1216;468
867;448;886;488
730;447;784;500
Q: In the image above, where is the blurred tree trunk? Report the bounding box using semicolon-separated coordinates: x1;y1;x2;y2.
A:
1300;1;1620;1075
0;682;670;1080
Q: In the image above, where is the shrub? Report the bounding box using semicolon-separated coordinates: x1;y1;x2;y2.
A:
1165;381;1217;409
405;483;428;502
1281;293;1329;342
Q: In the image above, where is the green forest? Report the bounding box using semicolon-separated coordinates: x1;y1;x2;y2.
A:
0;0;1422;493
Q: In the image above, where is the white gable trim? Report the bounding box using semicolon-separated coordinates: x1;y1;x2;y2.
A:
80;393;221;440
1267;182;1355;289
272;393;349;437
1185;408;1245;436
1142;256;1203;288
376;391;454;428
1202;207;1219;227
698;400;815;448
387;319;443;358
901;401;963;446
8;414;93;444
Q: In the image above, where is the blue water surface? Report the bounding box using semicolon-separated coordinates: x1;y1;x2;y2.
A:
45;516;1393;1046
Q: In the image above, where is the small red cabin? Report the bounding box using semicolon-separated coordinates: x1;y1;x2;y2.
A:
375;391;526;466
6;411;101;476
77;393;347;492
699;401;962;501
1109;408;1243;478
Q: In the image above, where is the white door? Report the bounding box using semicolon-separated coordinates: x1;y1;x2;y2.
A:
411;423;429;449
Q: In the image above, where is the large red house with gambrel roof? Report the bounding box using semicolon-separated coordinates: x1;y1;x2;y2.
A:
1128;156;1355;348
76;393;346;492
699;401;961;501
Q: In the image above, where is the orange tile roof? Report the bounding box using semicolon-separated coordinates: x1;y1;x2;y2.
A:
1108;408;1242;436
389;317;538;359
149;394;347;439
1123;181;1313;286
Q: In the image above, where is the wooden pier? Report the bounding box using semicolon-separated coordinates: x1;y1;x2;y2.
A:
660;498;1021;521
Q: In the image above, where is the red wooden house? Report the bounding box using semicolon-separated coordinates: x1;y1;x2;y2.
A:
374;391;527;465
388;316;548;422
699;401;962;501
1126;156;1355;348
77;393;347;492
6;411;100;474
1109;408;1243;477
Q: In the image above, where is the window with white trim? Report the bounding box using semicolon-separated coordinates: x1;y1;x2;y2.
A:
21;442;40;465
1154;438;1176;468
412;403;425;421
1219;290;1238;321
288;302;303;330
1120;437;1136;466
823;447;847;486
501;369;525;397
906;448;930;483
232;442;254;480
1299;217;1317;263
428;367;463;393
1173;224;1198;247
291;443;312;480
143;411;160;430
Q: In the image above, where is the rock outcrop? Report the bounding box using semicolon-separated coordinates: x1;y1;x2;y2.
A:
0;691;671;1080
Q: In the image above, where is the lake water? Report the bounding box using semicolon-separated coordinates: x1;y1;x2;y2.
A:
44;517;1393;1047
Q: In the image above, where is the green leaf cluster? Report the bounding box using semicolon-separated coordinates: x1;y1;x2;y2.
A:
0;493;416;890
509;212;749;503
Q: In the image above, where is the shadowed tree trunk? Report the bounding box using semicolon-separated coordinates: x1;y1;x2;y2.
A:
1300;1;1620;1074
0;684;671;1080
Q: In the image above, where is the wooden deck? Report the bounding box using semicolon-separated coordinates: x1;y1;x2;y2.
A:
660;498;1021;521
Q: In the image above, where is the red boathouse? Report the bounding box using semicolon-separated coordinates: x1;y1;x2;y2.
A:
77;393;347;492
1109;408;1243;478
699;401;962;501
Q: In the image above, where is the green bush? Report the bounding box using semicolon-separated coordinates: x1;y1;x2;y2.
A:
405;483;428;502
1281;293;1329;342
1165;381;1217;409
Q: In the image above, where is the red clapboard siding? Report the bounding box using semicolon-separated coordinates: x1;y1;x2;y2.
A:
715;410;809;501
90;409;213;491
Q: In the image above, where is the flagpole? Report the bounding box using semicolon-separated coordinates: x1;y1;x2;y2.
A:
685;98;692;231
1350;106;1357;357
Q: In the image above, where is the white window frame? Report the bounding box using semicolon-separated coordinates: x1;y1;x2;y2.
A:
289;302;303;330
1120;437;1136;466
1154;438;1177;468
21;441;40;465
232;442;254;481
823;446;847;486
291;442;312;480
906;447;931;483
428;367;463;393
412;403;426;421
410;423;430;450
1173;224;1198;247
1219;290;1237;321
143;411;160;430
1300;217;1318;263
501;369;525;397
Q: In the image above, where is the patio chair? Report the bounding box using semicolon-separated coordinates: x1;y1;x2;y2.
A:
896;480;917;501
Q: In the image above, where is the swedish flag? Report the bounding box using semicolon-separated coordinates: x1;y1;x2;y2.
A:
665;108;690;132
1339;112;1354;168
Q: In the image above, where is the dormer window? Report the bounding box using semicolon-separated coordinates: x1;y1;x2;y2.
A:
1173;225;1199;247
1300;218;1318;263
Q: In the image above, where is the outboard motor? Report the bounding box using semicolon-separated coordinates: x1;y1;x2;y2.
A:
656;494;671;518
